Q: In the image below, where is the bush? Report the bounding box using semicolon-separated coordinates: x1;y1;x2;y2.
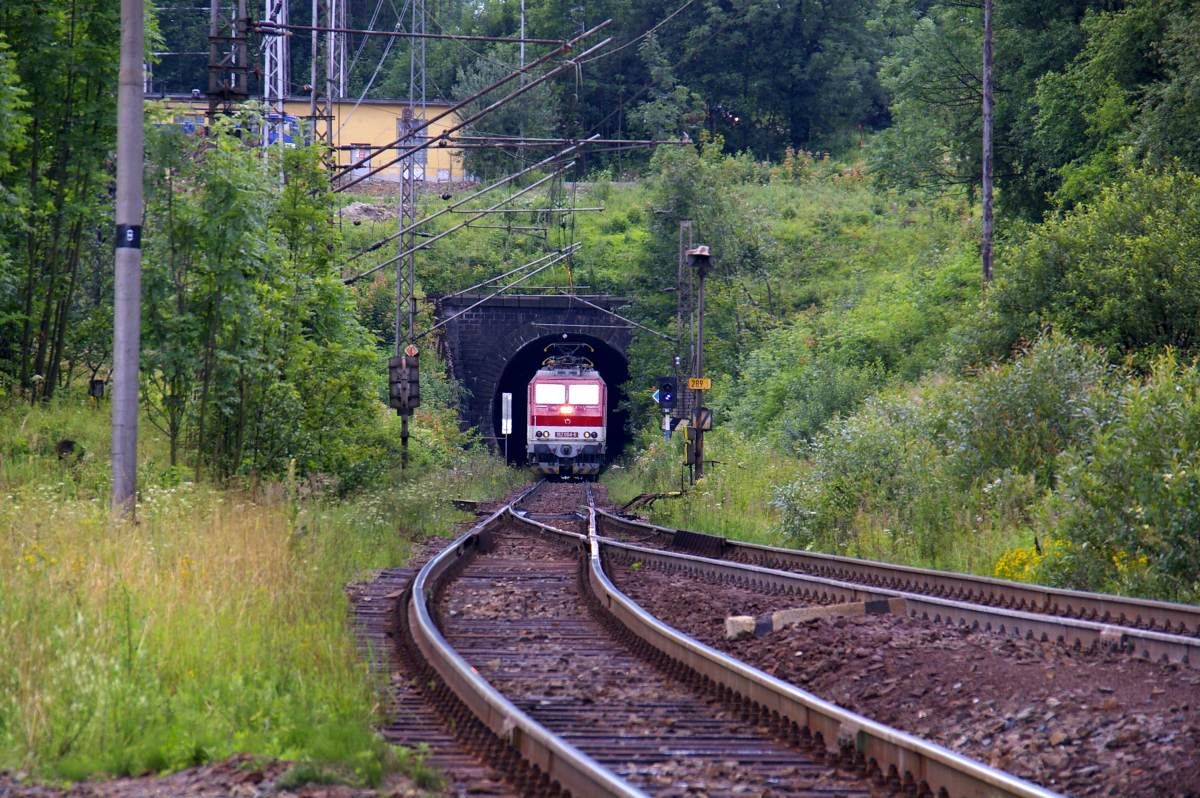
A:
933;333;1108;488
775;392;948;555
1042;352;1200;601
985;164;1200;359
775;334;1103;566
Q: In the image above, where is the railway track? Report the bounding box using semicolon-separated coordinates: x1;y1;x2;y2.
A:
595;511;1200;667
380;479;1058;797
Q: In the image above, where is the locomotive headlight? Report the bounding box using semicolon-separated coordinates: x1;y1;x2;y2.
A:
558;404;574;415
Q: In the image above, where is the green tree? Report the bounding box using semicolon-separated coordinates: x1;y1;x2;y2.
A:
873;0;1109;218
452;44;560;180
0;30;30;383
1032;0;1178;209
682;0;887;154
140;110;383;485
989;164;1200;357
630;35;703;140
1141;7;1200;172
1;0;121;399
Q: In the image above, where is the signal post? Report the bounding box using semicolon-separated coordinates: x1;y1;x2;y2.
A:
684;245;711;483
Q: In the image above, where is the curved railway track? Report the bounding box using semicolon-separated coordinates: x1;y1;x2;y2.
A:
386;480;1059;797
595;511;1200;667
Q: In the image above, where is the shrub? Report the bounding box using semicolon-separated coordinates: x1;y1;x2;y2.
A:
1042;352;1200;601
774;392;947;554
934;333;1108;487
774;334;1103;566
986;164;1200;359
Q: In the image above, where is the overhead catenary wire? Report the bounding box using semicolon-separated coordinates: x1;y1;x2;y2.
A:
554;290;674;342
255;20;566;46
579;0;697;65
414;244;582;340
343;136;597;264
337;7;402;134
332;20;612;189
441;248;566;300
336;36;612;190
342;163;574;284
344;0;388;77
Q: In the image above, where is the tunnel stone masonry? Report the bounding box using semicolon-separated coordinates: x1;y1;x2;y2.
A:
434;294;633;448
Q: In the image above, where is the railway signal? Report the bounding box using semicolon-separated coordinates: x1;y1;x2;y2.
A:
657;377;678;410
686;244;711;482
389;351;421;414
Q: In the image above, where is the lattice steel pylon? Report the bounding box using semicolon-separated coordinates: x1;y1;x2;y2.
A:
308;0;334;147
263;0;288;149
396;0;426;353
331;0;347;99
208;0;250;124
395;0;427;463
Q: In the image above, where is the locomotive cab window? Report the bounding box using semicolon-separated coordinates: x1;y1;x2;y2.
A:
534;383;566;404
568;384;600;405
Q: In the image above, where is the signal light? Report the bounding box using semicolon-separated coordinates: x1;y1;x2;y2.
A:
658;377;678;410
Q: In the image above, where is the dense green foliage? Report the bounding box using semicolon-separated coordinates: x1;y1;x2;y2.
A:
0;0;120;399
980;164;1200;359
1047;353;1200;599
605;151;1200;602
138;113;386;485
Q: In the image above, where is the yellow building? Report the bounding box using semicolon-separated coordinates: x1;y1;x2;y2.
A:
152;94;467;183
282;98;467;183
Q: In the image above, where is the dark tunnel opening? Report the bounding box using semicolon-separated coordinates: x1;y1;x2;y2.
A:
492;333;631;468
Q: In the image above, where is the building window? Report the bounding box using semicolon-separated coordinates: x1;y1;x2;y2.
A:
350;145;372;175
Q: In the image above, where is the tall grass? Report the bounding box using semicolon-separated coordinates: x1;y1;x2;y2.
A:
0;396;522;782
605;428;801;548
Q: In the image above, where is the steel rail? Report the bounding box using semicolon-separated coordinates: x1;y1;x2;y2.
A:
596;510;1200;637
407;484;645;798
421;484;1062;796
599;537;1200;665
570;503;1062;798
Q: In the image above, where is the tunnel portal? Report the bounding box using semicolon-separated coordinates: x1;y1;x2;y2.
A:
434;294;634;464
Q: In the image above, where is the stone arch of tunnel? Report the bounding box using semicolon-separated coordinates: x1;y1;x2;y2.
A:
492;333;631;464
434;294;634;465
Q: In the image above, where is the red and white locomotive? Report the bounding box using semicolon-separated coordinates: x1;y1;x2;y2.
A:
527;345;606;478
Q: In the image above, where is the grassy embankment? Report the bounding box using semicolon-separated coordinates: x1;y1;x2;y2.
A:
605;160;990;563
604;157;1200;605
0;395;522;785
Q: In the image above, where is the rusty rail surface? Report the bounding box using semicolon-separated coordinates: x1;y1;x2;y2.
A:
597;510;1200;641
506;494;1059;798
407;484;646;798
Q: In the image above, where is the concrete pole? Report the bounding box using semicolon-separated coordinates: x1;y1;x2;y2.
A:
981;0;994;283
112;0;145;513
693;261;706;481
